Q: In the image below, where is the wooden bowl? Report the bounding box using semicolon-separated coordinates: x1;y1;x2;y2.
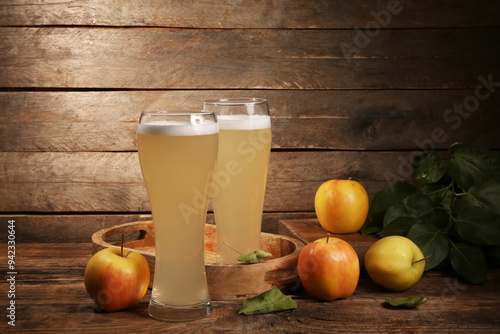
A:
91;220;304;300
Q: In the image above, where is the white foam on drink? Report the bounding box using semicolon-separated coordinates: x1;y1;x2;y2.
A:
138;120;218;136
217;115;271;130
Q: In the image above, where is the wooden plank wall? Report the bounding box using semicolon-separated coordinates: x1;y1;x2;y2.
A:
1;0;499;242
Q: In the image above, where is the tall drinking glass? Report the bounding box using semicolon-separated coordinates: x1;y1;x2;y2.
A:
203;98;272;264
137;111;218;321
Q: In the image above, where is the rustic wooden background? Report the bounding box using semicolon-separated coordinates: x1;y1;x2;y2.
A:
1;0;499;243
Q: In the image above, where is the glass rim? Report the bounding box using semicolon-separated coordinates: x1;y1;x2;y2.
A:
203;98;268;106
140;110;216;117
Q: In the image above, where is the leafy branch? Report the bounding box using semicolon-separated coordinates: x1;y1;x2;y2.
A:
361;143;500;284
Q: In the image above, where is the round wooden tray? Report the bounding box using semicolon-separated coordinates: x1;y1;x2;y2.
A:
91;221;304;300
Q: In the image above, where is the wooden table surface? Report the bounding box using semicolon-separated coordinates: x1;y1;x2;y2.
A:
2;242;500;333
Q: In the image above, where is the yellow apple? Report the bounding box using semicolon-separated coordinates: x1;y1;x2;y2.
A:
84;247;150;312
364;236;425;291
298;235;360;301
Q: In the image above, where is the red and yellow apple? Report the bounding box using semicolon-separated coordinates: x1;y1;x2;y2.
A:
314;179;369;234
298;235;360;301
84;247;150;312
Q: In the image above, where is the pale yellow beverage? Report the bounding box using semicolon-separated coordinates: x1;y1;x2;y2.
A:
138;117;217;316
211;115;272;263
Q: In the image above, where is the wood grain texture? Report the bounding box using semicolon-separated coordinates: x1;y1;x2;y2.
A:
0;213;318;243
0;150;449;213
278;219;378;245
0;173;387;213
0;150;482;184
1;0;499;28
2;117;497;152
2;89;499;120
1;90;498;151
2;149;500;213
1;1;499;246
1;28;499;89
1;243;499;333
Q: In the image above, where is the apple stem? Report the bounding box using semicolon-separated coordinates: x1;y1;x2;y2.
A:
326;233;330;243
223;242;243;255
413;255;432;264
120;234;124;257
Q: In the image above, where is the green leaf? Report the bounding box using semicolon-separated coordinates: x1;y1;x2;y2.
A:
361;181;420;235
455;192;500;246
448;143;500;191
450;242;488;285
383;193;448;229
421;183;453;209
384;296;428;308
383;193;425;227
378;217;419;238
238;285;297;315
466;181;500;216
407;224;449;271
362;226;382;235
425;206;450;230
413;151;447;184
237;250;273;264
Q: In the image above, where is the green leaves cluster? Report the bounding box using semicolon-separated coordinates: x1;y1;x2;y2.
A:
361;143;500;284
